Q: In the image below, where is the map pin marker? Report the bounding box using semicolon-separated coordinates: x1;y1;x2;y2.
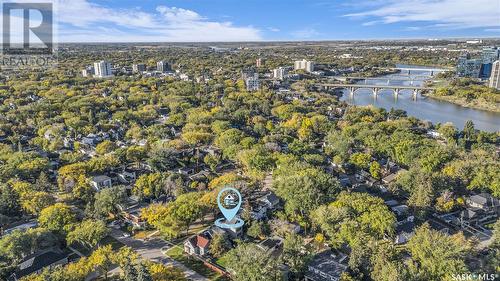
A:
217;187;242;222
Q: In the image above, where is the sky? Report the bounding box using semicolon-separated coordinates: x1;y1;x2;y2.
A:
2;0;500;42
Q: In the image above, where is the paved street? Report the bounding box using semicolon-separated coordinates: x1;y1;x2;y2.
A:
110;229;208;281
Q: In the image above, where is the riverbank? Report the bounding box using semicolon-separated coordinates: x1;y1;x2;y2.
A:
424;93;500;113
425;79;500;113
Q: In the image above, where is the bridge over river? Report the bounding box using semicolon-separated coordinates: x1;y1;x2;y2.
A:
315;83;436;100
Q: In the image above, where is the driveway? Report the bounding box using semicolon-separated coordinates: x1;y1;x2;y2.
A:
110;229;208;281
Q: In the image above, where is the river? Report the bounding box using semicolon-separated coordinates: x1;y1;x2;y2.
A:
339;64;499;132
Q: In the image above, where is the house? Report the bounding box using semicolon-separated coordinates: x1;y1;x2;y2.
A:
81;134;101;146
184;234;211;256
250;205;268;220
122;206;147;229
250;192;281;220
257;238;283;255
90;175;112;191
338;175;351;188
116;169;137;184
394;218;416;245
382;173;398;185
258;192;280;210
269;219;301;236
391;205;410;221
466;193;500;213
3;221;38;236
459;208;484;226
305;250;348;281
10;249;70;280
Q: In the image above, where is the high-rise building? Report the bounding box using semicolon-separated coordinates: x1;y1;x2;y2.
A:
273;67;288;80
93;61;113;78
157;61;171;72
480;47;500;78
241;67;257;80
256;58;265;67
456;54;482;78
245;77;260;91
82;66;94;77
489;60;500;89
294;59;314;72
482;47;500;64
133;64;146;73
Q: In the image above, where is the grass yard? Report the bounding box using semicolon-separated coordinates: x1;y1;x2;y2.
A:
165;245;228;281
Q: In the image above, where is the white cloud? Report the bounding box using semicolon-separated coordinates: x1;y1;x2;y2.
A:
345;0;500;29
268;27;280;32
36;0;261;42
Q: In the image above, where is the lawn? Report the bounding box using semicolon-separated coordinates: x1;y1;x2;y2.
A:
165;245;228;281
215;254;230;268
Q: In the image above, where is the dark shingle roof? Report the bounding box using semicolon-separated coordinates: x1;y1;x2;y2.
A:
16;249;68;278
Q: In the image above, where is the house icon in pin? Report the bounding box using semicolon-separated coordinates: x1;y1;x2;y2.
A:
224;194;237;207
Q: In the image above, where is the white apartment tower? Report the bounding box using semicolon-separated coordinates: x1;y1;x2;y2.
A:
489;60;500;90
93;61;113;78
294;59;315;72
273;67;288;80
157;61;171;72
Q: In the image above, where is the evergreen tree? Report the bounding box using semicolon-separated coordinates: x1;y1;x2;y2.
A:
122;262;138;281
136;262;152;281
463;120;475;141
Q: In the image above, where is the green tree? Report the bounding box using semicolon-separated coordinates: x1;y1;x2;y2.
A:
282;233;312;279
463;120;475;141
311;192;396;247
224;243;280;281
38;203;76;234
349;152;372;169
92;186;127;218
369;161;382;180
406;224;468;280
0;184;21;217
208;233;231;258
154;192;205;237
95;140;117;155
133;173;166;199
67;220;109;249
274;164;339;230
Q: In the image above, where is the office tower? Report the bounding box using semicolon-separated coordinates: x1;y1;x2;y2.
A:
482;47;499;64
456;54;482;78
489;60;500;89
294;59;315;72
273;67;288;80
480;47;499;78
93;61;113;78
157;61;171;72
133;64;146;73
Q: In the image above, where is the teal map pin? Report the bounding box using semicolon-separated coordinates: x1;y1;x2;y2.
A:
217;187;242;222
215;187;244;229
